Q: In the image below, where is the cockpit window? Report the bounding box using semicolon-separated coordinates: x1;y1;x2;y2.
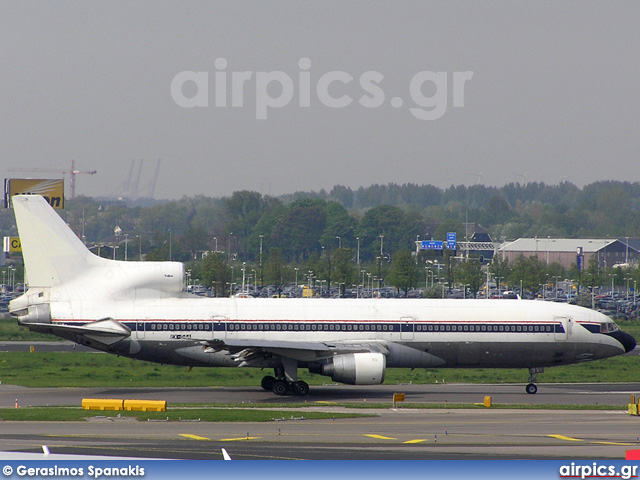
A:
601;322;620;334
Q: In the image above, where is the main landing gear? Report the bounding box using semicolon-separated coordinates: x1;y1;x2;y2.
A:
526;367;544;394
261;359;310;396
261;375;310;396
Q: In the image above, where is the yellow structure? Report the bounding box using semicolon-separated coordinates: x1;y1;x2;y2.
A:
302;286;317;298
82;398;167;412
393;393;406;407
123;400;167;412
82;398;124;411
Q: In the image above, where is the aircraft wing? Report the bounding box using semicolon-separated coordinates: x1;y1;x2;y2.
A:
203;338;390;365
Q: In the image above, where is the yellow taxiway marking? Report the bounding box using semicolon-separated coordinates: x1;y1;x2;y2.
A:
403;439;428;444
549;435;633;446
179;434;211;441
549;435;583;442
594;441;635;446
364;434;397;440
220;437;261;442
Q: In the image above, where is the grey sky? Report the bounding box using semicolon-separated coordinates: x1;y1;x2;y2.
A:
1;2;638;199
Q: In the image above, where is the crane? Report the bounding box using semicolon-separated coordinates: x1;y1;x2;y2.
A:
9;160;97;198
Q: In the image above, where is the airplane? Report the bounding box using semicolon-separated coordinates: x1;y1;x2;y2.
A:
8;195;637;396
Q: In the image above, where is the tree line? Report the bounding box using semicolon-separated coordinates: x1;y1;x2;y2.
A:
3;180;640;295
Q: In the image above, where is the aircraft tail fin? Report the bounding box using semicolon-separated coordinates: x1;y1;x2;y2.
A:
12;195;101;288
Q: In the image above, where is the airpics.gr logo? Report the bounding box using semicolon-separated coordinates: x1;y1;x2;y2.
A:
171;58;473;120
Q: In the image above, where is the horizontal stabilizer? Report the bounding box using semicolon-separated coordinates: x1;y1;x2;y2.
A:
55;318;131;336
25;318;131;346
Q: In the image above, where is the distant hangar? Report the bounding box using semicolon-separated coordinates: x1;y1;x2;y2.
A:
498;237;640;269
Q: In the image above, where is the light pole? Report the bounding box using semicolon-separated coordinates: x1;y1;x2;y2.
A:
213;236;218;252
124;233;128;261
252;269;257;294
168;229;172;261
356;237;360;267
230;265;234;293
626;236;629;264
379;234;384;256
259;234;263;287
137;234;142;260
294;267;299;289
336;236;341;249
609;273;615;296
484;268;490;299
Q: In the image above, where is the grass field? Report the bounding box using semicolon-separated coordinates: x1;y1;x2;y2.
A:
0;406;370;422
1;317;639;388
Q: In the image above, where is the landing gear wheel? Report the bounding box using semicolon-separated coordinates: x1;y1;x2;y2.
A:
525;383;538;395
292;381;309;396
261;375;276;391
272;380;289;396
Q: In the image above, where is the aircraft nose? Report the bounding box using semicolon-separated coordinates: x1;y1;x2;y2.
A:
608;330;637;353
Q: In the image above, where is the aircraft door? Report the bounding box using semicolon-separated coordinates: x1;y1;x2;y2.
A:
212;315;227;340
401;316;415;340
135;320;146;339
554;316;570;341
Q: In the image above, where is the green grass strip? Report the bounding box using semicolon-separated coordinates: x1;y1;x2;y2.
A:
0;407;371;422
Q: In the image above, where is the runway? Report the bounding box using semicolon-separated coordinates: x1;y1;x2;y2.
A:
1;383;640;459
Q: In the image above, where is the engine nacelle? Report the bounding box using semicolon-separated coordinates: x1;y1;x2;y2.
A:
115;261;185;294
13;302;51;325
314;352;386;385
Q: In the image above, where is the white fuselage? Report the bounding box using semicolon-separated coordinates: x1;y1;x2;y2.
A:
41;295;624;370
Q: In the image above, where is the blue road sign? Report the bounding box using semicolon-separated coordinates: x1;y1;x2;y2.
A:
421;240;443;250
